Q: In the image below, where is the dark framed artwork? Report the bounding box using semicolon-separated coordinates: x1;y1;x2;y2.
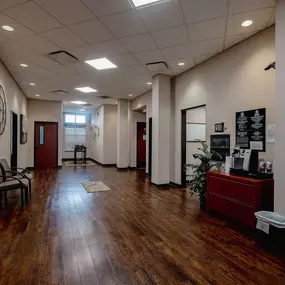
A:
20;114;27;144
210;134;231;161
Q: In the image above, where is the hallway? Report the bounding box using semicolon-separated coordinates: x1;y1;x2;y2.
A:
0;166;284;285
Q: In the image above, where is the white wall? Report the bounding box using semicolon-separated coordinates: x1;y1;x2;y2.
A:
103;105;117;165
171;26;275;184
275;0;285;216
90;105;117;165
132;90;152;172
0;62;27;168
27;99;63;167
90;105;104;164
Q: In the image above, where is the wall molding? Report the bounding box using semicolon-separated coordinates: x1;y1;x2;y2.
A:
170;181;183;188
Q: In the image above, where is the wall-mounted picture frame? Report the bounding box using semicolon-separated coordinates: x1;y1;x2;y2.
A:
20;114;27;144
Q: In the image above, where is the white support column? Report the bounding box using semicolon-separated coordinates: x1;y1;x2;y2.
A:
152;74;171;186
275;0;285;215
117;99;130;169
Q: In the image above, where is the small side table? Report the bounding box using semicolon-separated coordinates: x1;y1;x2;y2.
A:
74;147;87;164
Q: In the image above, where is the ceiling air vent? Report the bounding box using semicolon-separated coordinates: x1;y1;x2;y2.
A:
51;90;69;96
48;51;78;65
145;61;168;73
97;95;112;99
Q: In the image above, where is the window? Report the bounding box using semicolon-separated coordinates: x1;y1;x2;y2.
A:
76;115;86;124
39;126;44;145
64;114;86;125
65;114;75;123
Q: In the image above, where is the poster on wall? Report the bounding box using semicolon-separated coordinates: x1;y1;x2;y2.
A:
236;108;266;152
20;114;27;144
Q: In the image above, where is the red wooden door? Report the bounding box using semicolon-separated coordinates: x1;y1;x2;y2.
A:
137;122;146;168
35;122;58;169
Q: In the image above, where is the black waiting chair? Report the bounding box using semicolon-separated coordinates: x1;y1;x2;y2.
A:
0;175;29;209
0;159;32;198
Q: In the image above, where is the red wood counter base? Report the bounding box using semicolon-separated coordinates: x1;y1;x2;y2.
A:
207;171;274;229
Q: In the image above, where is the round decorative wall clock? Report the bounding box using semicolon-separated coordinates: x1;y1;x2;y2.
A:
0;86;7;135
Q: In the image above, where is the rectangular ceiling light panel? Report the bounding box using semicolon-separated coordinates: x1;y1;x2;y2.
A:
131;0;165;7
75;87;97;93
85;58;117;70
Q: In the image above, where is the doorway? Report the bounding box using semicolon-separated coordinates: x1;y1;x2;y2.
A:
34;122;58;169
181;105;206;188
11;112;18;168
148;118;152;176
137;122;146;168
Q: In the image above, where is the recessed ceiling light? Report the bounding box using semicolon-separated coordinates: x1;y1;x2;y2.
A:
131;0;164;7
20;63;28;67
2;25;14;32
241;20;253;27
128;94;133;97
147;82;152;85
85;57;117;70
29;82;35;86
35;94;40;97
71;101;87;105
178;62;185;66
75;87;97;93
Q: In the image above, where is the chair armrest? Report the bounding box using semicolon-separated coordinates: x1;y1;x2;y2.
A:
11;167;30;174
0;175;25;186
5;170;27;178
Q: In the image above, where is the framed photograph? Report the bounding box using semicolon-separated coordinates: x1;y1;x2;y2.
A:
20;114;27;144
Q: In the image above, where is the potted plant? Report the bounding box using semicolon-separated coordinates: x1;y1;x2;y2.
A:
185;141;222;210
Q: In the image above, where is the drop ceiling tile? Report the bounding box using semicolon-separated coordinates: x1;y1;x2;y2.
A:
31;54;60;68
18;35;60;54
134;49;164;64
81;0;131;17
227;8;273;36
69;19;114;44
230;0;275;14
188;18;226;43
182;0;228;23
0;33;9;43
92;39;128;56
34;0;94;25
111;53;139;67
1;41;38;61
138;0;184;31
67;45;98;61
101;10;146;37
225;32;255;49
171;59;195;76
151;26;189;49
48;65;76;76
192;38;223;56
41;27;86;48
5;2;62;33
120;33;156;52
0;14;34;39
161;44;193;61
122;65;148;75
0;0;28;10
195;53;215;65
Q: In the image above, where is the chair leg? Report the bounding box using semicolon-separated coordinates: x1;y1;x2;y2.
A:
21;188;24;209
29;180;32;198
25;187;28;204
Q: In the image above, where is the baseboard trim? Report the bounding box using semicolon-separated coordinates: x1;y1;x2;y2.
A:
129;167;136;170
89;158;116;168
117;167;129;171
170;181;183;188
151;182;170;189
62;158;74;162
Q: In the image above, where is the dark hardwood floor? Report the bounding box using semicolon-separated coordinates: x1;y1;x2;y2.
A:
0;165;285;285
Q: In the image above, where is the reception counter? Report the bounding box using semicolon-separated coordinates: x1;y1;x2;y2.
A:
207;171;274;228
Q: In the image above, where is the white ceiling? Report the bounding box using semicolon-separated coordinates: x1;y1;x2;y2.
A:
0;0;275;106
